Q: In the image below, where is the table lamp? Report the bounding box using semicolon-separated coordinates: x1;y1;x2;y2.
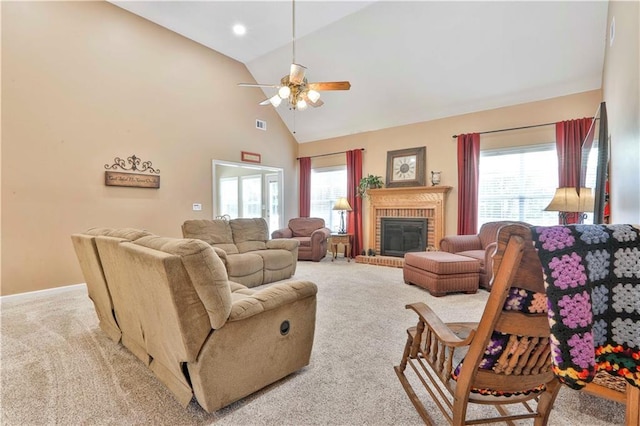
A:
544;187;594;224
332;197;353;234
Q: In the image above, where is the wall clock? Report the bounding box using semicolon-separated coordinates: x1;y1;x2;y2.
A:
385;146;426;188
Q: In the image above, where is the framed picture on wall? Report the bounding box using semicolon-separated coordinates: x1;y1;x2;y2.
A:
241;151;262;163
385;146;426;188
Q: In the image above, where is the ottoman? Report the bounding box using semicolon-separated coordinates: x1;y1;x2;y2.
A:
403;252;480;296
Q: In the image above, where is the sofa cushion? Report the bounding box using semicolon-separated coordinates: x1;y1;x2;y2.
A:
85;227;154;240
455;250;485;266
230;218;268;253
224;252;264;288
182;220;239;254
288;217;325;237
295;236;312;248
254;249;294;271
133;236;232;330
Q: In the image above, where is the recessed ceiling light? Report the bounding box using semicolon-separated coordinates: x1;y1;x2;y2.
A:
232;24;246;36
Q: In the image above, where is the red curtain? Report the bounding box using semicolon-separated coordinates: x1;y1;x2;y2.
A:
298;157;311;217
346;149;363;257
457;133;480;235
555;118;593;224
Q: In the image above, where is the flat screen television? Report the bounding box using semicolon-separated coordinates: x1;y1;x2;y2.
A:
582;102;609;224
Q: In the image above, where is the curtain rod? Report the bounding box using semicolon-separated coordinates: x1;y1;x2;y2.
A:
296;148;365;160
451;121;556;139
451;117;598;139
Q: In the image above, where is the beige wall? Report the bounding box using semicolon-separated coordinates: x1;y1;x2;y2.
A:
1;1;298;295
5;2;635;297
602;1;640;224
298;90;602;250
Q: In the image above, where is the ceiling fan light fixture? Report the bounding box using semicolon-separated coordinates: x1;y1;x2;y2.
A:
269;94;282;107
237;0;350;113
307;90;321;103
278;85;291;99
289;63;307;85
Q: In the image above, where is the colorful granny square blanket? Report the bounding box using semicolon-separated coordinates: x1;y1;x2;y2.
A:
530;224;640;390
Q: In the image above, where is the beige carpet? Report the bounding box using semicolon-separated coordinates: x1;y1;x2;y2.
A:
1;257;624;425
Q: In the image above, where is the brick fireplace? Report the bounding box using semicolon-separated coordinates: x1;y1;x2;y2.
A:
356;186;451;267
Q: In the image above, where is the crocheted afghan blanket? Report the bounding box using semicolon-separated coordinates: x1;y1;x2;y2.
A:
530;224;640;390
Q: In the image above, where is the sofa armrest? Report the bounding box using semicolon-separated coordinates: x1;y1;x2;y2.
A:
310;227;331;243
483;241;498;272
439;235;482;253
271;228;293;239
266;238;299;251
212;247;228;266
228;280;317;322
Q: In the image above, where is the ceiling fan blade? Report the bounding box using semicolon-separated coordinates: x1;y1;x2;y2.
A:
308;81;351;91
259;98;272;106
289;63;307;85
238;83;279;88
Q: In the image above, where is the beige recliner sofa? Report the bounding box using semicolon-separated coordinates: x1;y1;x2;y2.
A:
182;218;299;287
71;227;317;413
71;227;154;343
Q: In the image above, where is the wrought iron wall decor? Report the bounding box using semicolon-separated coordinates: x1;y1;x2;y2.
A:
104;154;160;188
104;155;160;174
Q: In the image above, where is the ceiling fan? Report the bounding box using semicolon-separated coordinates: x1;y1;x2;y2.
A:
238;0;350;111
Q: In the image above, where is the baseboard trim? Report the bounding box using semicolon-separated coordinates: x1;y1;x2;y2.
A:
1;283;86;301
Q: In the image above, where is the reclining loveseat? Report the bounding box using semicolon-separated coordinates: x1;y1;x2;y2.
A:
182;218;299;287
71;227;317;413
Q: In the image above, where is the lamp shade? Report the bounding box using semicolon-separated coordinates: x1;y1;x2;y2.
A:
332;197;352;211
544;187;580;212
578;187;594;212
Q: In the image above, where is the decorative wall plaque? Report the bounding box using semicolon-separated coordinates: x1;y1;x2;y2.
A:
241;151;262;163
104;155;160;188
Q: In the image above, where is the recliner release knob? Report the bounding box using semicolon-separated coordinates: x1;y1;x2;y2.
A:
280;320;290;335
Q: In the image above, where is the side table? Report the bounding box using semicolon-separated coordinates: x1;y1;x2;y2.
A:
329;233;353;262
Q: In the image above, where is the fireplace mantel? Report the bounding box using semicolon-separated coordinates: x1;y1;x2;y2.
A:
366;186;452;252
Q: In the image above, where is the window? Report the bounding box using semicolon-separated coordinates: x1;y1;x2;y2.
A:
241;175;262;218
310;166;347;233
266;174;280;232
219;177;238;218
478;144;559;226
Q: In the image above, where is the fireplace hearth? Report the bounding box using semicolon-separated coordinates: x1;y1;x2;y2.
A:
380;218;427;257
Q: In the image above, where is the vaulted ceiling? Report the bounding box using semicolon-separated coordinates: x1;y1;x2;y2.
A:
111;1;608;143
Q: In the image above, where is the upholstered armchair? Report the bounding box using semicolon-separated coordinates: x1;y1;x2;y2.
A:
439;221;530;289
271;218;331;262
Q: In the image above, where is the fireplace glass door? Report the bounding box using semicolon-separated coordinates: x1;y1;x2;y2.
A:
380;218;427;257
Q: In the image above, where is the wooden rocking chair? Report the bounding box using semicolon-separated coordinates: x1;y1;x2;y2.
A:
394;224;561;425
